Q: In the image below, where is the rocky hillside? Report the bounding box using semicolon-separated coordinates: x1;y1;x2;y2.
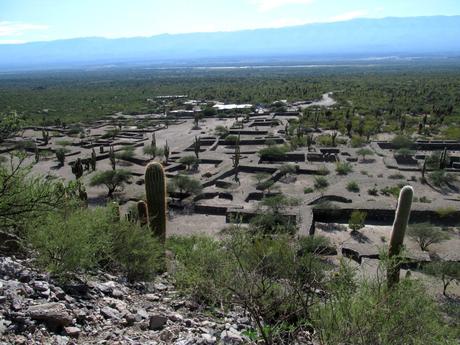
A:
0;256;316;344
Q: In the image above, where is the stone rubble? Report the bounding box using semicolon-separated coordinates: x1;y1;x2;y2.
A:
0;256;275;344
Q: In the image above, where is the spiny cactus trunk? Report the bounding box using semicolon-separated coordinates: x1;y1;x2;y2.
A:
91;149;97;171
137;200;149;227
387;185;413;288
145;162;167;243
421;159;426;183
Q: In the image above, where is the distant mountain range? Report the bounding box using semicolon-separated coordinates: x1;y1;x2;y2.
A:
1;16;460;70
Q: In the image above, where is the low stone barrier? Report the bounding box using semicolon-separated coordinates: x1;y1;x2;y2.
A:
312;207;460;226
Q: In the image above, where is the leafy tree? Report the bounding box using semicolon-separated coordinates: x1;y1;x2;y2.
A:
356;148;374;161
0;112;23;142
424;261;460;296
178;155;198;170
0;152;65;238
407;223;450;251
253;172;270;186
90;169;131;197
348;210;366;232
168;174;202;202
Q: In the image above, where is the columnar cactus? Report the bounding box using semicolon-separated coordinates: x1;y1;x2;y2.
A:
109;146;116;170
71;158;84;179
232;135;241;182
42;130;49;145
34;144;39;163
164;141;170;163
387;185;414;288
439;147;448;170
90;148;97;171
421;159;427;183
331;131;338;147
194;136;200;159
151;133;156;152
137;200;149;227
145;162;167;243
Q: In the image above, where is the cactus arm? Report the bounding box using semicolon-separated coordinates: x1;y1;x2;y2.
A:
387;185;414;287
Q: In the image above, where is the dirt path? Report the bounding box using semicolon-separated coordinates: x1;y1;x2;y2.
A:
300;92;336;108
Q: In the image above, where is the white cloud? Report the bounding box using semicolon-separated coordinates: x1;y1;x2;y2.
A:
0;39;26;44
250;0;314;12
0;21;49;37
329;10;368;22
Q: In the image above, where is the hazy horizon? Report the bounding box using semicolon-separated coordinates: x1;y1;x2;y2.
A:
1;0;460;44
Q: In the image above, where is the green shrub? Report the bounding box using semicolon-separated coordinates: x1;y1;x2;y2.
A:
391;135;414;149
115;145;135;160
258;145;289;160
28;207;161;282
111;221;163;281
356;147;374;160
350;135;366;148
168;232;328;343
214;125;229;138
298;235;332;255
348;210;366;232
314;176;329;192
316;134;333;146
28;207;114;280
380;185;402;198
368;187;378;196
167;235;233;305
335;162;353;175
318;165;330;175
346;181;360;192
388;173;405;179
304;187;314;194
436;207;457;218
429;170;457;187
313;277;457;345
419;196;431;203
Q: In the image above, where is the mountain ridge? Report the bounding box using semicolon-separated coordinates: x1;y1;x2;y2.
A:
1;15;459;70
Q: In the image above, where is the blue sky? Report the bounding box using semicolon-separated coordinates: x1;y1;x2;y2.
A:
1;0;459;44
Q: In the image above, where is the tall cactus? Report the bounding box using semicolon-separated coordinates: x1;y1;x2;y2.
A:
194;136;200;159
109;146;116;170
71;158;84;179
232;135;241;182
151;133;156;153
439;147;448;170
145;162;167;243
42;130;49;145
164;141;170;163
137;200;149;227
34;144;40;163
90;148;97;171
421;159;427;183
387;185;414;288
